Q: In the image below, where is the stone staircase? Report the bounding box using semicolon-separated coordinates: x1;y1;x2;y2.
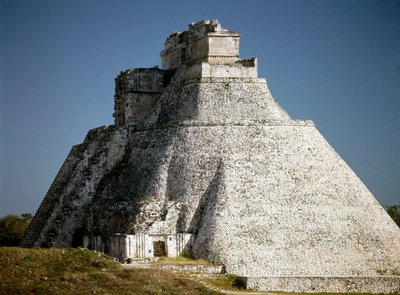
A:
21;144;85;247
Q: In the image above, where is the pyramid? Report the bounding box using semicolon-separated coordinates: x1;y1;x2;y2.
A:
23;20;400;293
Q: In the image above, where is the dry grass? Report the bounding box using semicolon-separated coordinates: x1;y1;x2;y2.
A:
204;274;246;291
0;247;219;295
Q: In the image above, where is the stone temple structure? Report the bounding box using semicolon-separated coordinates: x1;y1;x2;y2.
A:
23;20;400;293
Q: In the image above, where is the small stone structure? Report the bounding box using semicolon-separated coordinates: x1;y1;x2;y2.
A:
160;19;240;70
22;20;400;293
106;233;193;261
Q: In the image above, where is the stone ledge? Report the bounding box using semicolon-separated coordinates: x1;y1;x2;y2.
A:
155;264;224;274
124;119;315;133
122;263;224;275
182;77;264;85
238;275;400;294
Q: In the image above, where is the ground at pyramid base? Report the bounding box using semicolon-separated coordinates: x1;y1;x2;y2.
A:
22;20;400;293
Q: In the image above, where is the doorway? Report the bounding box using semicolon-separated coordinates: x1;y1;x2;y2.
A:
153;241;166;257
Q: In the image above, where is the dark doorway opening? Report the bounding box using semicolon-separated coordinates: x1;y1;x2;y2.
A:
153;241;166;257
109;211;123;234
72;228;84;247
180;48;187;62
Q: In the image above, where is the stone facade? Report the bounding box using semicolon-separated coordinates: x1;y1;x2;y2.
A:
22;20;400;293
107;233;193;261
114;68;165;126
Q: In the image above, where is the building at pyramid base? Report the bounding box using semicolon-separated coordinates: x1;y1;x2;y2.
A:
22;20;400;293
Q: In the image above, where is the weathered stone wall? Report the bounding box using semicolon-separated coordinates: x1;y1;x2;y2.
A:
190;125;400;277
153;63;291;127
114;68;164;126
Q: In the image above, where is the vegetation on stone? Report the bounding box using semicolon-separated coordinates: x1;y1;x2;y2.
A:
0;213;32;246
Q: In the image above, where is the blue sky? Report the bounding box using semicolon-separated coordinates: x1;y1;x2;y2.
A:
1;0;399;216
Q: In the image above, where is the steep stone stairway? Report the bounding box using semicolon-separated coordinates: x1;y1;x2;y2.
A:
21;145;84;247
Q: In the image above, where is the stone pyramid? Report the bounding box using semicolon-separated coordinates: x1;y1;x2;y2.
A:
23;20;400;293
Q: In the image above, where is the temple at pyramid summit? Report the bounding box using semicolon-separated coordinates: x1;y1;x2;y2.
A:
22;20;400;293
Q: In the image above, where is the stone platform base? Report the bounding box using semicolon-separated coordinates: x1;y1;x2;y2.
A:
237;276;400;294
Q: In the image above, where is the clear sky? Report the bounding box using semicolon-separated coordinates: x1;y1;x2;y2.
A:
1;0;399;216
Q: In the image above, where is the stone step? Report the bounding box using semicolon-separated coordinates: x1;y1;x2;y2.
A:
124;257;152;264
